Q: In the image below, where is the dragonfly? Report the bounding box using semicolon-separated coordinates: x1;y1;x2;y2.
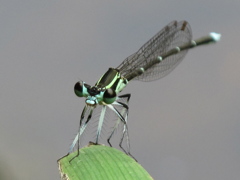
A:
67;20;221;162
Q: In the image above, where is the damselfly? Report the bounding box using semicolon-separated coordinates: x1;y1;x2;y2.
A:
67;20;220;162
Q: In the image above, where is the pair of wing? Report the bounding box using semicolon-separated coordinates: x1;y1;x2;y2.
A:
117;20;192;82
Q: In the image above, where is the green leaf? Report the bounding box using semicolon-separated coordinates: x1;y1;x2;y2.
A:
58;144;153;180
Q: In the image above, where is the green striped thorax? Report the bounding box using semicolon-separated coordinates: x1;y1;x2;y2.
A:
74;68;128;106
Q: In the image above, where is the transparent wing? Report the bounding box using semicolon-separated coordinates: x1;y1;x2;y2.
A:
116;20;192;82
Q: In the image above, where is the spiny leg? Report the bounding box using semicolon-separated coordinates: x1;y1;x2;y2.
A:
57;106;88;162
115;94;132;154
118;94;131;101
68;106;87;154
115;105;137;161
110;105;136;161
107;94;131;147
119;113;129;154
107;100;136;160
69;106;94;163
119;120;137;161
107;104;126;147
96;105;107;144
107;116;121;147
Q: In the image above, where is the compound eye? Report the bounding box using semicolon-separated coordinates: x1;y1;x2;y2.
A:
103;88;116;104
74;82;84;97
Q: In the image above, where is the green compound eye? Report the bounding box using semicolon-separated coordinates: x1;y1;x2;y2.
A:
74;82;84;97
103;88;116;104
